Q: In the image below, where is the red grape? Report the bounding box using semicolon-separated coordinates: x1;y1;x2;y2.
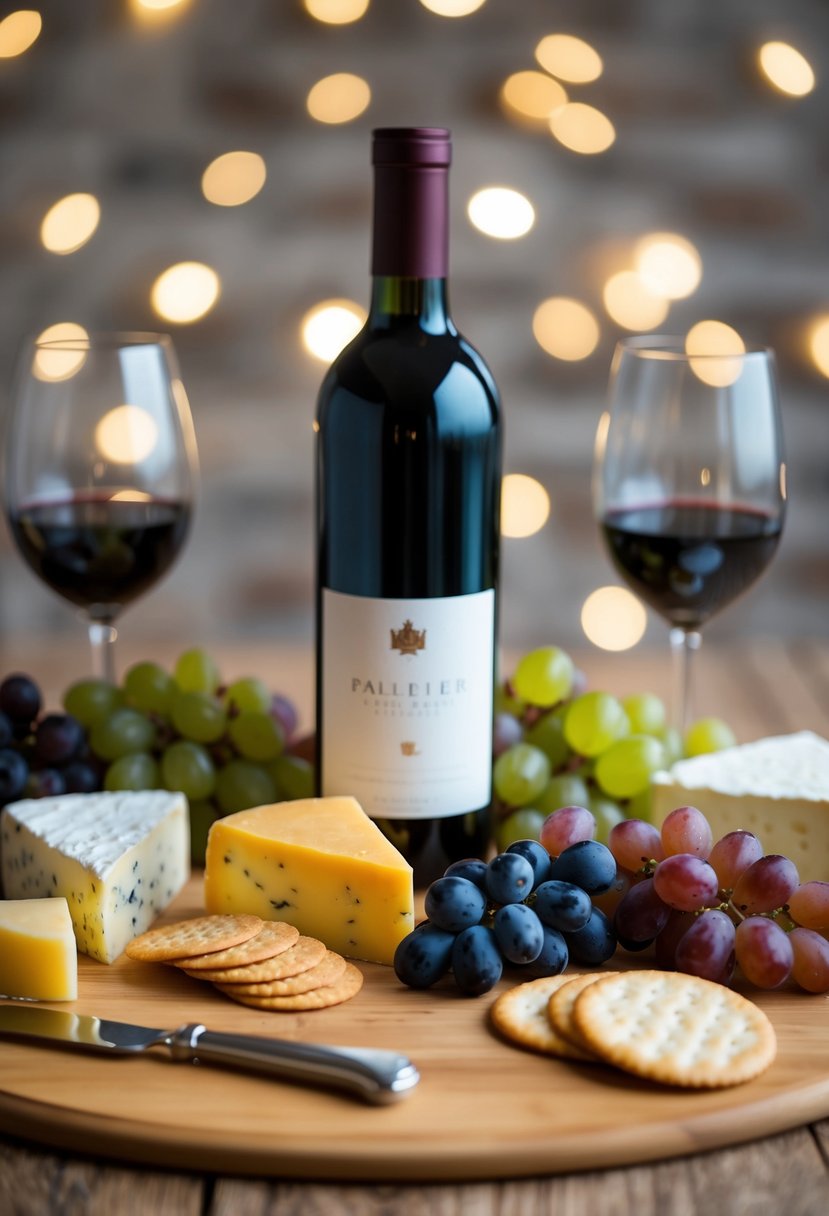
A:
788;881;829;931
654;910;697;969
613;877;671;949
734;916;793;989
539;805;596;856
674;909;736;985
789;927;829;993
608;818;664;873
732;855;799;915
653;853;719;912
660;805;713;859
708;830;763;890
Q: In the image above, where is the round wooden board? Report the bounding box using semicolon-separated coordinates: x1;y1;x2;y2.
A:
1;877;828;1182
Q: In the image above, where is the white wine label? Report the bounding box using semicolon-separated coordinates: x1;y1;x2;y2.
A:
321;588;495;821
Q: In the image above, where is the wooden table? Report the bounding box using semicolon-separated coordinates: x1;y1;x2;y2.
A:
1;637;829;1216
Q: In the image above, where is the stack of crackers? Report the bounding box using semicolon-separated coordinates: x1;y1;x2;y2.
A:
491;969;777;1088
125;915;363;1012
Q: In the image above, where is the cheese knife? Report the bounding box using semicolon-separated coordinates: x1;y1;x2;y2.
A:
0;1004;419;1105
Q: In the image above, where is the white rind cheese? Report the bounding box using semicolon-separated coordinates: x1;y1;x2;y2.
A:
652;731;829;880
1;791;190;963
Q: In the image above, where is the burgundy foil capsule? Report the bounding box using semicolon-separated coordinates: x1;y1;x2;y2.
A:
371;127;451;279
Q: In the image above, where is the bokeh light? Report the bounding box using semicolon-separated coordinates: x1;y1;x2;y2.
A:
808;316;829;378
0;9;41;57
32;323;89;382
418;0;487;16
535;33;603;83
40;193;100;255
581;586;647;651
533;297;600;361
634;232;702;300
501;474;550;538
549;103;615;155
95;405;159;465
758;41;815;97
151;262;220;324
202;151;267;207
685;320;746;388
602;270;670;331
302;299;366;362
304;0;369;22
500;71;567;124
467;187;535;240
129;0;192;20
306;73;371;124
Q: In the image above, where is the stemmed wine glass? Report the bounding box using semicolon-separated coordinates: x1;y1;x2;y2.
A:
593;335;786;730
4;332;198;681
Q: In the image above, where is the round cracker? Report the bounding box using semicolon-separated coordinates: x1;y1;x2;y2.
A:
572;970;777;1089
215;950;347;997
219;961;364;1010
172;920;300;971
184;935;326;983
490;975;596;1062
125;914;264;962
547;971;618;1053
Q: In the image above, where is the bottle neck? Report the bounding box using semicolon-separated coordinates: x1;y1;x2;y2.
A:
368;276;451;333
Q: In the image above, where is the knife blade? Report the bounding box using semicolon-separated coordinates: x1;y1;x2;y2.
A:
0;1004;419;1105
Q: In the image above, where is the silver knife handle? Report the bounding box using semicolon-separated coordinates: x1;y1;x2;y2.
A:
166;1023;419;1105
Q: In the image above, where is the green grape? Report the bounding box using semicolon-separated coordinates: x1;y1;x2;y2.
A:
495;808;545;852
228;711;285;762
588;795;626;844
189;799;218;866
493;681;526;717
658;726;684;766
123;661;175;717
90;709;156;761
174;648;221;694
622;692;666;736
512;646;574;708
524;708;569;769
492;743;550;807
215;759;277;815
626;784;654;822
594;734;665;799
104;752;159;792
223;677;272;715
268;753;314;800
161;740;216;801
536;772;591;814
564;691;629;758
684;717;737;757
63;679;123;728
172;692;227;744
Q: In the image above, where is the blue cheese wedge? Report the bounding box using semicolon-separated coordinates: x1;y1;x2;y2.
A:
0;791;190;963
652;731;829;880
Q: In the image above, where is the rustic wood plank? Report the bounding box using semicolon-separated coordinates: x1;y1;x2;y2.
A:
0;1136;204;1216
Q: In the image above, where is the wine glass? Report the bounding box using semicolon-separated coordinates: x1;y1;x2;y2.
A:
593;335;786;730
4;332;198;682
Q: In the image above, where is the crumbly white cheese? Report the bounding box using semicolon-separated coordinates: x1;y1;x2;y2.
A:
1;791;190;963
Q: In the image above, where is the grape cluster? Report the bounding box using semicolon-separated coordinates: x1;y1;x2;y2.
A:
0;651;313;862
492;645;736;852
543;802;829;994
394;838;618;997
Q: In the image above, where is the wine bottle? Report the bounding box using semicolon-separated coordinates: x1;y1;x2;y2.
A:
315;127;502;885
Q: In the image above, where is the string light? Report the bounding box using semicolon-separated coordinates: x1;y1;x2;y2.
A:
301;299;366;362
95;405;159;464
151;262;220;324
549;103;615;155
0;9;41;57
634;232;702;300
535;33;603;83
202;152;266;207
500;71;567;124
758;41;815;97
581;587;647;651
129;0;192;21
533;297;600;361
501;474;550;538
418;0;487;16
40;194;100;255
306;73;371;124
602;271;669;331
467;187;535;239
32;323;89;382
304;0;369;23
808;316;829;378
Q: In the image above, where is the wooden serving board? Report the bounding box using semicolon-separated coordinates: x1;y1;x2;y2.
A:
1;876;828;1182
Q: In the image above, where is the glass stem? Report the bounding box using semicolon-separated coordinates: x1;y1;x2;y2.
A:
89;621;118;683
669;626;701;734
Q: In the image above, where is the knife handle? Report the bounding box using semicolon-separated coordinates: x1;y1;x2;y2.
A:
166;1023;419;1105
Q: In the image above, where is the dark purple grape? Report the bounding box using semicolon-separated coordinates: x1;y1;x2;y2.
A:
34;713;85;766
549;839;617;894
0;674;41;726
674;909;736;985
525;924;569;977
424;876;487;933
451;925;503;996
0;748;29;802
506;838;551;888
62;760;102;794
493;902;544;964
485;851;535;905
0;711;12;748
394;923;455;989
443;858;488;890
26;768;67;798
566;907;617;966
533;879;592;933
613;877;671;950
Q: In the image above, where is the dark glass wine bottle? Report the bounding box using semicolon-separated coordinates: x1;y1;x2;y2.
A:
315;127;502;886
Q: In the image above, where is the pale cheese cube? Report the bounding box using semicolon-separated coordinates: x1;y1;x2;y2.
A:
0;897;77;1001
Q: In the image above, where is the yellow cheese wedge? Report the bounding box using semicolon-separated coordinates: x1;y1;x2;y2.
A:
204;797;415;965
0;897;78;1001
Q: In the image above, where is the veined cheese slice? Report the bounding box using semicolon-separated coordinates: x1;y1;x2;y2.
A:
0;897;77;1001
1;791;190;964
652;731;829;880
204;797;415;965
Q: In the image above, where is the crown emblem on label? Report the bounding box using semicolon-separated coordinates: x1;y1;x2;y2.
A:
390;619;426;656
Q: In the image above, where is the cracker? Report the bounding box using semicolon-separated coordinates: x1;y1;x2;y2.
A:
215;950;347;997
547;972;618;1054
572;970;777;1089
218;961;364;1010
490;975;596;1062
125;915;264;962
172;920;300;971
183;935;326;983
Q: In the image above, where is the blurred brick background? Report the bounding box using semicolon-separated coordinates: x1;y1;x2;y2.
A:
0;0;827;672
